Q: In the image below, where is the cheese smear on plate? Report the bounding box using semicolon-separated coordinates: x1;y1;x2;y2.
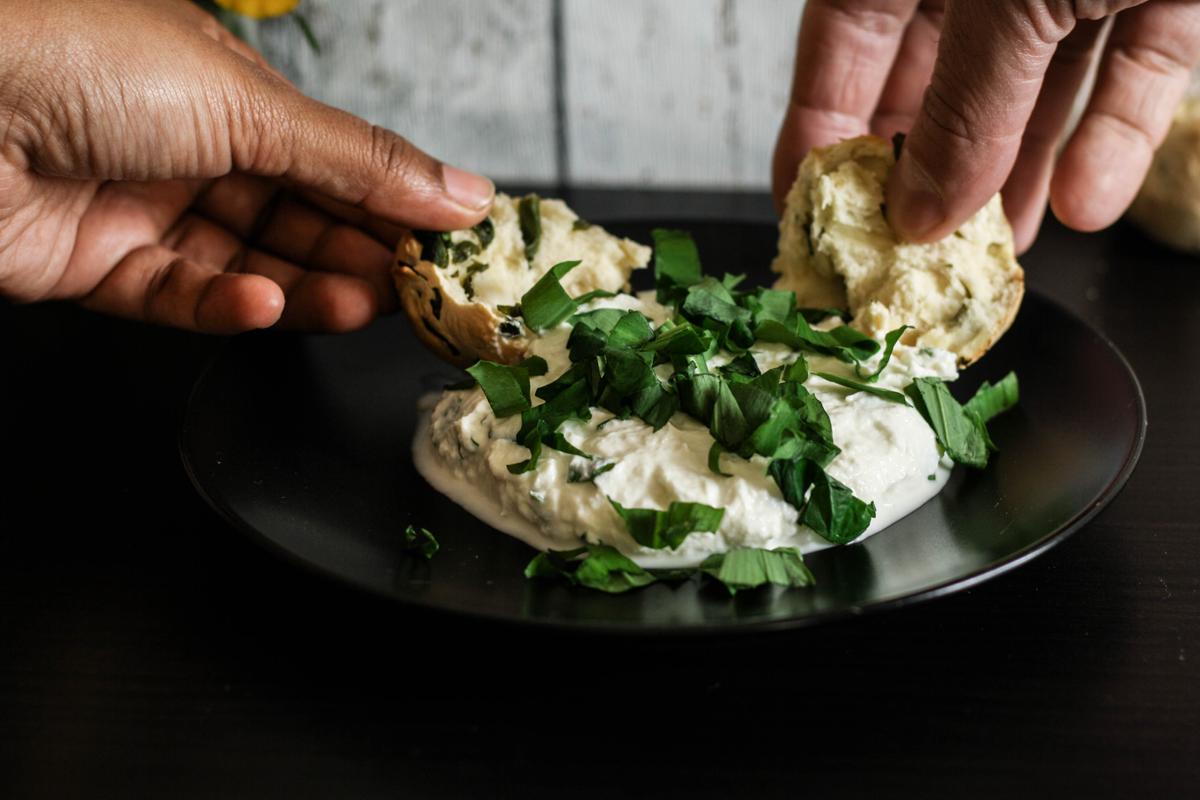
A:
413;292;957;569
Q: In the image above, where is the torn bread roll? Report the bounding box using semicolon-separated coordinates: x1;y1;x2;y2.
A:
771;135;1024;366
394;193;651;366
1128;97;1200;253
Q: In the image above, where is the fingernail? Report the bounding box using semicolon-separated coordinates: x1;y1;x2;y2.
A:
890;153;944;241
443;165;495;212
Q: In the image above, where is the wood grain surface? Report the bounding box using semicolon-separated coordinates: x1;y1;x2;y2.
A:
0;191;1197;798
248;0;802;187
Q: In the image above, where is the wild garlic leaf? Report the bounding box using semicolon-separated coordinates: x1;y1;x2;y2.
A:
652;228;703;303
401;525;439;560
471;217;495;248
857;325;911;382
906;378;990;468
465;359;534;417
518;194;542;262
415;230;451;268
568;460;616;483
523;545;656;593
801;467;876;544
609;498;725;550
768;457;874;543
520;260;582;330
699;547;814;595
450;240;480;263
814;372;910;405
641;321;711;356
963;372;1019;424
707;441;731;477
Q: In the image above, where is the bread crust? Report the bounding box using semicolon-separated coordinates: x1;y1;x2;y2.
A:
393;233;528;367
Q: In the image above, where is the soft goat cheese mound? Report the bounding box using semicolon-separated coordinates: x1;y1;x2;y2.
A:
414;293;958;569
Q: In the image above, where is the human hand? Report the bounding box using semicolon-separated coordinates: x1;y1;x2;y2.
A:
0;0;494;333
772;1;1200;253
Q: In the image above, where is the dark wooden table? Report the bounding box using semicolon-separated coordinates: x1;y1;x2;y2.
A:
1;190;1196;798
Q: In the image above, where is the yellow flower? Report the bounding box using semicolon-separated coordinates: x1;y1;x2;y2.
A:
213;0;299;19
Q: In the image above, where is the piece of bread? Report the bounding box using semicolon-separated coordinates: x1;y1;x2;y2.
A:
771;135;1024;366
1128;98;1200;253
394;193;651;366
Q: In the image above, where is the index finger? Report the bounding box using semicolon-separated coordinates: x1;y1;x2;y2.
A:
772;0;921;210
886;0;1096;241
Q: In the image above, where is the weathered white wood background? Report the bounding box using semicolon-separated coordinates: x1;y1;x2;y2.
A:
247;0;805;188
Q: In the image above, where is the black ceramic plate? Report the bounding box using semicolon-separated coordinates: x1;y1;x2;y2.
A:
180;220;1146;633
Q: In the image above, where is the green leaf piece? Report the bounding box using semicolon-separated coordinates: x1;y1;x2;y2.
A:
653;228;703;303
906;378;991;468
472;217;495;248
401;525;439;560
518;194;542;262
465;359;534;417
451;240;481;263
814;372;910;404
768;457;874;544
708;441;731;477
609;498;725;550
964;372;1019;424
858;325;911;382
520;260;582;330
699;547;814;595
801;468;876;544
523;544;656;593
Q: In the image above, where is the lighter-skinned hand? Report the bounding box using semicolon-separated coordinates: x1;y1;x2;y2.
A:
0;0;494;333
772;0;1200;253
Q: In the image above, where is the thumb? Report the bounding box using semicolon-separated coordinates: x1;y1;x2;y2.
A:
231;67;494;231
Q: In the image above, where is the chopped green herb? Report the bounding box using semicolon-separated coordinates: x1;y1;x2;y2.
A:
415;230;451;268
518;194;542;262
401;525;439;559
609;498;724;550
964;372;1019;424
465;359;537;418
814;372;910;404
905;378;990;468
472;217;495;248
524;544;656;593
801;466;876;544
783;357;809;383
461;261;489;300
699;547;814;595
568;460;616;483
451;240;480;263
857;325;911;382
520;260;582;330
707;441;731;477
653;228;703;304
572;218;593;231
573;289;618;306
768;457;875;544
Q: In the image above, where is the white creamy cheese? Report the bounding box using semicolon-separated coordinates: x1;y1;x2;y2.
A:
437;194;650;306
413;292;958;569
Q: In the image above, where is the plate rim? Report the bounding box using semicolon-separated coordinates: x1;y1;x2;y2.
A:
179;283;1148;636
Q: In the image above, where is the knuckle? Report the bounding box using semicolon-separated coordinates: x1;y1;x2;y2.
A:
921;79;985;146
1110;40;1191;81
813;0;916;35
1091;108;1156;151
368;125;428;188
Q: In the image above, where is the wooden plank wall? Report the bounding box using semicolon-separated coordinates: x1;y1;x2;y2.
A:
248;0;805;188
